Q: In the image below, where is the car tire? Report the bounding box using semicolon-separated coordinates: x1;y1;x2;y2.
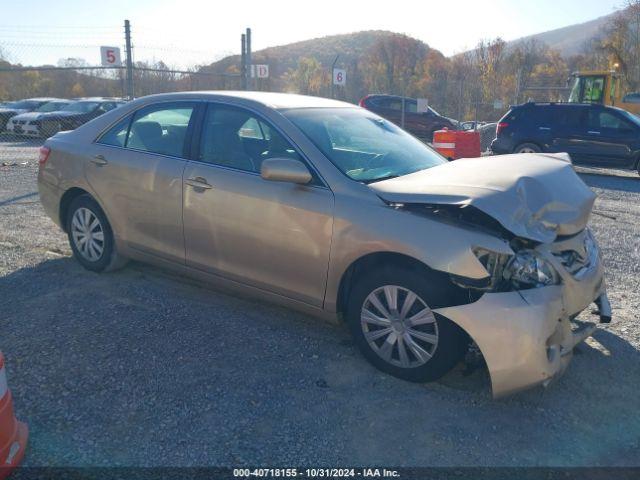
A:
346;265;469;383
514;142;541;154
66;194;127;272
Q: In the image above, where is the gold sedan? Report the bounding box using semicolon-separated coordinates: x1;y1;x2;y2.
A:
38;91;611;397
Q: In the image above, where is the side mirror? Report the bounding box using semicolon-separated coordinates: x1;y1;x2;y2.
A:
261;158;312;185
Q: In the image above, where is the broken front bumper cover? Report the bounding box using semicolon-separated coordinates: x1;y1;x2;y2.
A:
434;247;609;398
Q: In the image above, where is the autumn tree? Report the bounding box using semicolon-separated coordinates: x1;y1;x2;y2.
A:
284;57;327;96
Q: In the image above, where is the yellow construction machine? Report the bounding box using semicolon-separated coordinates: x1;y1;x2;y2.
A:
567;68;640;114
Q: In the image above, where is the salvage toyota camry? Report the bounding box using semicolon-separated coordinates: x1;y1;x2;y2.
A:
37;91;611;397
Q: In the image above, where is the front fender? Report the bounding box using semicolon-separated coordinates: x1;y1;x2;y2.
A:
324;196;512;312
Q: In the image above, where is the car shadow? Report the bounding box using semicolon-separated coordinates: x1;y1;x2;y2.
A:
1;257;639;466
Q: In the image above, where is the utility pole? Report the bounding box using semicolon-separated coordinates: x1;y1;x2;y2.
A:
124;19;134;100
245;28;252;91
241;33;247;90
330;54;339;99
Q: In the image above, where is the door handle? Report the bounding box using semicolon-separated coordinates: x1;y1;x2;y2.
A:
539;127;551;131
587;131;601;135
185;177;213;190
90;154;108;166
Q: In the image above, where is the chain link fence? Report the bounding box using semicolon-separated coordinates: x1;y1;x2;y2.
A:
0;22;244;164
0;23;575;164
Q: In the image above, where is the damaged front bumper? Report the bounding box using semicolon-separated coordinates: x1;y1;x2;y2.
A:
435;229;609;398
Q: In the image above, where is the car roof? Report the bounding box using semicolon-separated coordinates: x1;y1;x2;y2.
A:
24;97;60;102
134;91;355;109
517;102;630;113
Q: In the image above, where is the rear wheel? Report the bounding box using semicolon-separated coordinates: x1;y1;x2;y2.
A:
66;194;126;272
346;265;468;383
514;142;541;154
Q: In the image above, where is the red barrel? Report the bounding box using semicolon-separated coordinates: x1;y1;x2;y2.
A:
432;128;481;160
0;353;28;480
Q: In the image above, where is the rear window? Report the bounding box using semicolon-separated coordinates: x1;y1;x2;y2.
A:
556;107;584;128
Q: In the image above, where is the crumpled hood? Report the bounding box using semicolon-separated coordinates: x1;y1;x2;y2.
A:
369;152;596;243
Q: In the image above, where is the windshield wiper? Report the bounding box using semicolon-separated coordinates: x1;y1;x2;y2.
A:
363;174;400;184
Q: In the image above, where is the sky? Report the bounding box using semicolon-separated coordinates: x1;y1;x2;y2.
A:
0;0;626;68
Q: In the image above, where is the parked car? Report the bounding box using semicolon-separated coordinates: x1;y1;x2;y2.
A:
5;99;72;137
38;92;610;398
491;101;640;174
16;98;125;137
0;98;59;132
359;94;458;142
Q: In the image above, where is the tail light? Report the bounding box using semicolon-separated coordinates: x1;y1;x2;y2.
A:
358;96;368;107
38;146;51;167
496;122;509;136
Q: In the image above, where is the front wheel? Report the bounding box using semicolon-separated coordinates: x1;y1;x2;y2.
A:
346;266;468;383
66;194;126;272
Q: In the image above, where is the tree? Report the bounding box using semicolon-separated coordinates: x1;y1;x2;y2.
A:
284;57;327;96
597;0;640;89
70;82;86;97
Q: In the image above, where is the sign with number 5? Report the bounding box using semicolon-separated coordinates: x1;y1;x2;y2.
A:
333;68;346;86
100;46;122;67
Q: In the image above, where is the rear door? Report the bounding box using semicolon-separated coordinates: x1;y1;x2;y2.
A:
550;106;588;161
88;101;198;262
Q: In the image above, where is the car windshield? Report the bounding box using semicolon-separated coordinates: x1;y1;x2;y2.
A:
62;101;99;113
36;102;69;113
283;107;446;183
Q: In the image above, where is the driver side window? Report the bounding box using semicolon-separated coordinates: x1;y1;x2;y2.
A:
198;104;303;174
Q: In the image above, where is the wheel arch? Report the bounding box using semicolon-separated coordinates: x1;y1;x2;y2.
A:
335;251;480;323
512;140;543;153
58;187;92;233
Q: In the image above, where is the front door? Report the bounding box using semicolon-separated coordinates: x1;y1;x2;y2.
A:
182;103;334;307
574;108;639;168
88;101;198;262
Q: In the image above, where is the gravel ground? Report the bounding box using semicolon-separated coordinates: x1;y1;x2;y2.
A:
0;141;639;467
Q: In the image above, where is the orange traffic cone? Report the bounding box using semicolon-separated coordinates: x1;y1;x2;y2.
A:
0;352;28;480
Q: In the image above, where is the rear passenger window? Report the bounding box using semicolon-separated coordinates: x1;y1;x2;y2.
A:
127;104;195;157
557;108;584;128
98;115;131;147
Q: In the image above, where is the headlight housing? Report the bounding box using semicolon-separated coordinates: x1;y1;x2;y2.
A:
503;249;560;289
457;247;560;292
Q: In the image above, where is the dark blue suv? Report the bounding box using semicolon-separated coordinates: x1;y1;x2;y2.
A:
491;102;640;174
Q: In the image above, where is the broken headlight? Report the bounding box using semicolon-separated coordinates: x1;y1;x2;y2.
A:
503;249;560;289
456;247;560;292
